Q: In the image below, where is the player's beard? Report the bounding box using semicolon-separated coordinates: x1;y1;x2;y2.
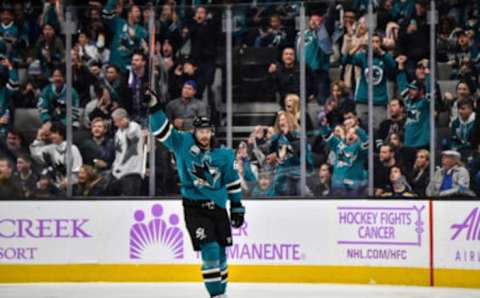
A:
198;137;210;149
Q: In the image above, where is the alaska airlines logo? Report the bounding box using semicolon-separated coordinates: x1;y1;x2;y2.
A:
450;207;480;241
129;204;184;260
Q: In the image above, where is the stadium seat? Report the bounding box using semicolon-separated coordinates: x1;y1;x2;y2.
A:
237;47;278;102
438;80;458;96
437;63;453;80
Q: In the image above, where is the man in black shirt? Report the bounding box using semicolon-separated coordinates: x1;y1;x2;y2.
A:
375;98;406;149
79;118;115;175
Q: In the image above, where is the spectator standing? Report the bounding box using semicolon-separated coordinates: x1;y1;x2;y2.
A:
109;108;144;196
102;0;147;73
269;111;304;196
0;5;19;59
84;84;118;128
269;47;301;106
346;33;396;127
170;58;201;100
319;115;368;196
375;98;406;148
324;80;355;128
71;48;95;107
157;3;181;44
254;15;287;48
103;64;127;105
397;0;430;77
297;3;336;104
340;15;368;89
31;23;64;76
126;51;150;126
283;94;314;132
447;30;480;83
185;6;218;99
396;57;431;149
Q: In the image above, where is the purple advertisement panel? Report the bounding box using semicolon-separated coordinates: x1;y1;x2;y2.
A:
336;202;428;266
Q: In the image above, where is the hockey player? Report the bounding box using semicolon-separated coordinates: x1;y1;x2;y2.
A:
148;95;245;298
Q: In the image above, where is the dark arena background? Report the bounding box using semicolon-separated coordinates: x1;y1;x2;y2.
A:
0;0;479;297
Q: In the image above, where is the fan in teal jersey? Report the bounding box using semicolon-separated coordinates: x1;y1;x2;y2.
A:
296;2;336;104
396;56;431;149
37;66;80;128
0;57;18;140
0;6;19;58
269;111;313;196
102;0;147;73
343;33;396;126
319;113;368;196
148;92;244;298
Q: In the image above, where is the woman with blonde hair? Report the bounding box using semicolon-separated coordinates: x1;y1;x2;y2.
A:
283;94;314;131
268;111;311;195
409;149;430;196
341;16;368;89
73;165;106;197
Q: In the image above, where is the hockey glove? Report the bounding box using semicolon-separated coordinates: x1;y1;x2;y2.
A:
230;201;245;228
145;87;165;113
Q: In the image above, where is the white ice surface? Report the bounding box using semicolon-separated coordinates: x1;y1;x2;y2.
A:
1;283;479;298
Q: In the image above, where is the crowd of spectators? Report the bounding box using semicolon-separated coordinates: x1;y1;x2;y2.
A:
0;0;479;199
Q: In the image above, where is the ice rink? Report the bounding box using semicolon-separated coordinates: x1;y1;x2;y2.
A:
1;283;480;298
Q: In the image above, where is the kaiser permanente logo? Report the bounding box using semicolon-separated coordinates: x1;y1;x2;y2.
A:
129;204;184;260
199;221;304;261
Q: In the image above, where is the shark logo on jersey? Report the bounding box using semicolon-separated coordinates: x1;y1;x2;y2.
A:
364;65;384;86
406;109;421;124
115;135;140;165
190;158;220;188
336;143;356;168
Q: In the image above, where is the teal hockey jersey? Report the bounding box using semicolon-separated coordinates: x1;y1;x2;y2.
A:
397;71;430;148
0;67;18;116
320;125;368;189
149;110;242;209
102;0;148;73
348;51;396;106
37;84;80;127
